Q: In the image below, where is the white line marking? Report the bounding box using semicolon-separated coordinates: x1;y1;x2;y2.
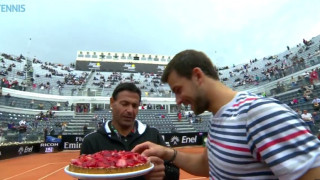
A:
38;166;65;180
3;162;69;180
3;164;51;180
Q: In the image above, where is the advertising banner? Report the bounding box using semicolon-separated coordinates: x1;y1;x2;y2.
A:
162;132;206;147
0;143;40;160
39;142;62;153
62;135;85;150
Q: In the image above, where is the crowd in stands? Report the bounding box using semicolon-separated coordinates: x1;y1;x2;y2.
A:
0;38;319;97
1;50;171;97
0;52;89;96
75;104;90;113
1;36;320;144
219;37;320;91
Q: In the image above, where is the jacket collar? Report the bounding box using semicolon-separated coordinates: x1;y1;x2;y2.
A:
104;120;147;137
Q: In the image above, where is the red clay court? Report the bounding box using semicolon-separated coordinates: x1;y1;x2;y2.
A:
0;146;209;180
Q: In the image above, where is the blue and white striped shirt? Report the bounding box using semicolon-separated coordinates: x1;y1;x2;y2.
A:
207;92;320;179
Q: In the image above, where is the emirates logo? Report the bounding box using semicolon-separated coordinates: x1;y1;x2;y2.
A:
170;136;180;145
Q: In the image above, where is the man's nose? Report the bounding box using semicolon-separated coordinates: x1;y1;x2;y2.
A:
126;105;135;113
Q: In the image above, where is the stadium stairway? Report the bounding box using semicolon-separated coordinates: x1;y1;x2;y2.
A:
64;113;96;135
167;113;197;133
95;89;102;96
75;71;94;96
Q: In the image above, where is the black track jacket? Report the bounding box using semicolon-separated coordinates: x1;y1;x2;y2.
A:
80;120;179;180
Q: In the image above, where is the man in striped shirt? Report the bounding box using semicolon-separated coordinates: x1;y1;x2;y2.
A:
133;49;320;179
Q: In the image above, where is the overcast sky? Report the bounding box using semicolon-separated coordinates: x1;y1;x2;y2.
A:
0;0;320;67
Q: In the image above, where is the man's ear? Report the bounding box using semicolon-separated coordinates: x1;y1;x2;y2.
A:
110;97;114;108
192;67;204;84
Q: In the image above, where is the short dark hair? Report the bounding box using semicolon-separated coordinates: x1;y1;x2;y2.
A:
161;50;219;83
112;82;141;102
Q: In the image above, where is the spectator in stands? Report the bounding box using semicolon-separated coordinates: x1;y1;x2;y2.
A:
290;76;296;88
92;114;98;121
43;127;48;141
60;122;67;134
46;110;54;118
4;93;10;105
133;50;320;179
58;85;62;95
177;111;182;121
10;100;16;107
65;101;69;111
83;104;88;113
301;109;316;134
312;111;320;125
312;97;320;111
302;71;310;85
21;81;27;91
81;82;179;180
310;69;319;84
7;121;16;131
29;99;34;109
303;91;311;102
38;103;44;110
17;120;27;142
298;85;306;95
70;103;74;111
56;102;61;111
290;97;298;105
33;117;39;129
49;127;55;136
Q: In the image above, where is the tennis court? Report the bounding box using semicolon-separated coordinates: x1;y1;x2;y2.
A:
0;146;209;180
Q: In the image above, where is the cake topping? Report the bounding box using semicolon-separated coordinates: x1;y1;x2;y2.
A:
70;150;148;168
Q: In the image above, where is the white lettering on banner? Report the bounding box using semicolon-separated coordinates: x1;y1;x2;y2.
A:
24;146;33;153
165;142;170;147
18;146;24;155
64;142;82;149
181;135;197;144
40;143;59;147
45;147;54;153
170;136;180;145
75;137;84;142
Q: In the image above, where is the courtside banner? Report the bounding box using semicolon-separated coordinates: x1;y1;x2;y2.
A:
62;135;85;150
39;142;62;153
0;143;40;160
162;132;206;147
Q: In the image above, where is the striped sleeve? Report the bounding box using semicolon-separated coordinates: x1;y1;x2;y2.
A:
246;98;320;179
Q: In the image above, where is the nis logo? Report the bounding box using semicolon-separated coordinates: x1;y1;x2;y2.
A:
0;4;26;12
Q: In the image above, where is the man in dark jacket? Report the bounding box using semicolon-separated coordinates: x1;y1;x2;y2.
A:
81;83;179;180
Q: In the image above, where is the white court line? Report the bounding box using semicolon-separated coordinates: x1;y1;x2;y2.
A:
3;162;68;180
3;164;51;180
38;166;65;180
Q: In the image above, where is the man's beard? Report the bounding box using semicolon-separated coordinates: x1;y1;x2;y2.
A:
193;92;209;115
